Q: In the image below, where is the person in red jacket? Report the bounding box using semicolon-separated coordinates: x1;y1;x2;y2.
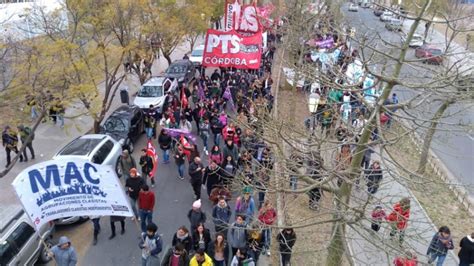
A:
138;185;155;233
393;250;418;266
387;197;410;244
258;200;277;256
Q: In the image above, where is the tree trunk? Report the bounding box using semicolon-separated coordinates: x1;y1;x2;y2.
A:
93;119;101;134
163;53;172;66
326;221;345;266
416;100;452;175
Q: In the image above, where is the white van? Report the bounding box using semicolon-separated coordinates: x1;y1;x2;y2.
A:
133;76;178;113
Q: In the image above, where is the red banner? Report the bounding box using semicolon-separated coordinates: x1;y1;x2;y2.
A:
202;29;262;69
224;0;260;33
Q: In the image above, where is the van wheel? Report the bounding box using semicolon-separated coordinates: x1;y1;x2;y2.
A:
38;239;55;263
128;140;134;153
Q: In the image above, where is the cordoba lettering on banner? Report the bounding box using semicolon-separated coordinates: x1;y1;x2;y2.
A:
202;29;262;69
12;159;133;230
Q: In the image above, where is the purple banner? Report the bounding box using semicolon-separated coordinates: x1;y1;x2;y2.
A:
306;37;335;49
164;128;197;143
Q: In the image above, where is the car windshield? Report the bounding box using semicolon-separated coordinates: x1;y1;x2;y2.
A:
59;138;102;156
104;116;128;132
166;64;187;74
138;85;163;97
412;36;423;41
191;49;203;57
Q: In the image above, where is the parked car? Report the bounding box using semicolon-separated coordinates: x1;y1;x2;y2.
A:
133;76;178;113
415;45;443;65
53;134;122;174
0;204;55;265
54;216;88;225
380;11;393;21
348;3;358;12
100;105;144;153
400;33;424;47
374;9;384;16
164;59;196;85
385;18;402;31
189;44;204;67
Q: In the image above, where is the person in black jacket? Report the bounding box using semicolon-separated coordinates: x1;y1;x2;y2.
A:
139;149;154;187
158;129;172;164
125;168;144;220
161;243;190;266
365;160;383;194
458;232;474;266
203;161;226;197
277;228;296;266
191;223;212;253
210;115;223;146
172;226;193;254
188;200;206;232
189;157;204;200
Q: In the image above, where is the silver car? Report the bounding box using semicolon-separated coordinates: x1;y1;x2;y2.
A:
0;204;55;265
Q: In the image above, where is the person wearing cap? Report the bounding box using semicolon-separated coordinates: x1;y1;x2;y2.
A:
125;168;145;220
187;200;207;232
48;236;78;266
139;223;163;266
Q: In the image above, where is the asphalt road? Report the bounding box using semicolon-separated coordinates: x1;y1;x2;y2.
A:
342;4;474;195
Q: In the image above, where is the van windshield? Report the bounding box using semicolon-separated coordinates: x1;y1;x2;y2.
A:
138;85;163;97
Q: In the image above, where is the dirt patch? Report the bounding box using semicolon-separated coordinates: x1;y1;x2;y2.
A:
385;124;472;255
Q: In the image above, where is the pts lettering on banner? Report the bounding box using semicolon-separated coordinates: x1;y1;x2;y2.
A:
29;162;100;193
206;34;241;54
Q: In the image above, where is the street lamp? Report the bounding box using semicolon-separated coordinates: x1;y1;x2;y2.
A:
308;92;320;134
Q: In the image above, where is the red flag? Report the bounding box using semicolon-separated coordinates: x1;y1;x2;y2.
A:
181;88;188;108
146;140;158;178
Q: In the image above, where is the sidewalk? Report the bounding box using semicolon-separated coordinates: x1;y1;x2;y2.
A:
346;149;459;265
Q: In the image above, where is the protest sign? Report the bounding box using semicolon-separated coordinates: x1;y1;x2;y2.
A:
12;159;133;230
202;29;262;69
225;0;260;33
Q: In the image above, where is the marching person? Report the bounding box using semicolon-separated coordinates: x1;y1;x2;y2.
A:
119;149;136;180
189;248;213;266
427;226;454;266
387;197;411;245
278;228;297;266
158;129;172;164
109;216;126;239
90;216;101;245
138;184;156;233
139;223;163;266
161;243;190;266
125;168;145;220
212;196;232;237
188;199;207;232
189;156;205;200
140;148;155;187
172;226;193;254
458;232;474;266
48;236;78;266
17;124;35;162
208;233;230;266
